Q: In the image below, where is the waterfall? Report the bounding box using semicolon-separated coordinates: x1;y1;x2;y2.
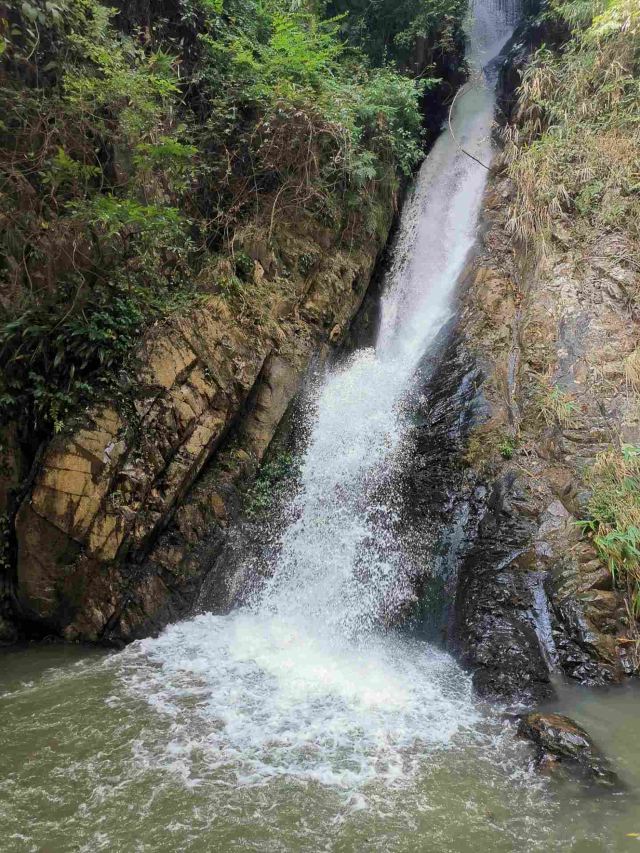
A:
119;0;517;792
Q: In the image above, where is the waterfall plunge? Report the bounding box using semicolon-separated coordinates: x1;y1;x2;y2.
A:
119;0;518;792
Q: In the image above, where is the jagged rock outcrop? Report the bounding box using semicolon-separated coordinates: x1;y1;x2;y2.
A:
383;148;637;705
428;0;640;701
8;222;385;642
445;176;639;701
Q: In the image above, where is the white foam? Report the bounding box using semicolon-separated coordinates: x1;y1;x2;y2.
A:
117;0;518;795
119;613;479;788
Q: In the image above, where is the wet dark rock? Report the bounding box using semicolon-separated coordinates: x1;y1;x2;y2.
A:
434;20;636;692
452;476;555;705
0;613;18;645
406;299;626;702
517;712;621;787
400;321;560;704
397;322;488;635
551;595;620;684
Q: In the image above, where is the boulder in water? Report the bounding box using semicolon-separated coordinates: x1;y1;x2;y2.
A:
517;712;620;787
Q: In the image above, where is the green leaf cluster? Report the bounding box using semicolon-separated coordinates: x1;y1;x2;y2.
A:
1;0;466;448
245;451;297;517
579;445;640;618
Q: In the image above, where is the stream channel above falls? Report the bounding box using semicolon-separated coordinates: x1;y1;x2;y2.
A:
2;1;640;850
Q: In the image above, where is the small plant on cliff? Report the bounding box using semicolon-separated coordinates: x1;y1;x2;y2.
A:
579;444;640;619
498;436;517;459
624;347;640;392
536;378;578;428
245;451;297;517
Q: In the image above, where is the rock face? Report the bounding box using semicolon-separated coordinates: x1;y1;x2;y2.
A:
390;153;637;703
398;300;559;704
7;220;386;643
437;174;639;702
518;712;620;786
453;489;556;704
429;2;637;699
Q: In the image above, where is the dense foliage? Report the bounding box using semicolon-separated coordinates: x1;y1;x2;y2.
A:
0;0;465;447
327;0;466;66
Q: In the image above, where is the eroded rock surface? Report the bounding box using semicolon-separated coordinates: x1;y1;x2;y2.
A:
445;174;638;701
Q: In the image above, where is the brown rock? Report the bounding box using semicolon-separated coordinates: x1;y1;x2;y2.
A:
208;493;227;521
577;561;614;592
16;504;82;621
10;216;391;642
579;589;622;634
243;355;301;458
518;713;619;786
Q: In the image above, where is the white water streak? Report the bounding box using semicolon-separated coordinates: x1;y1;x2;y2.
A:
119;0;517;791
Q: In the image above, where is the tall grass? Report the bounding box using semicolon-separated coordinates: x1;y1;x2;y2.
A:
504;0;640;252
580;445;640;623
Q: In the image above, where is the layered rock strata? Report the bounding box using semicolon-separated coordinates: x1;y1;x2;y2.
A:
8;221;386;642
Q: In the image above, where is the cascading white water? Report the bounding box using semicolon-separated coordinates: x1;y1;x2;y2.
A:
119;0;517;792
7;5;640;850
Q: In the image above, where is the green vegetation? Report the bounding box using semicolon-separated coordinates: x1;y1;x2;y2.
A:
536;378;578;428
505;0;640;253
1;0;201;442
498;436;517;459
464;424;515;470
245;451;296;517
579;445;640;619
1;0;466;449
327;0;466;66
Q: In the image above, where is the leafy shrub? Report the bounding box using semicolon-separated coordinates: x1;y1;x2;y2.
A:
234;251;254;280
1;0;201;442
195;4;431;237
579;445;640;619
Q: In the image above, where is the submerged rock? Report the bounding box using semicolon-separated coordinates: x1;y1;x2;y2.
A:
517;712;620;787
